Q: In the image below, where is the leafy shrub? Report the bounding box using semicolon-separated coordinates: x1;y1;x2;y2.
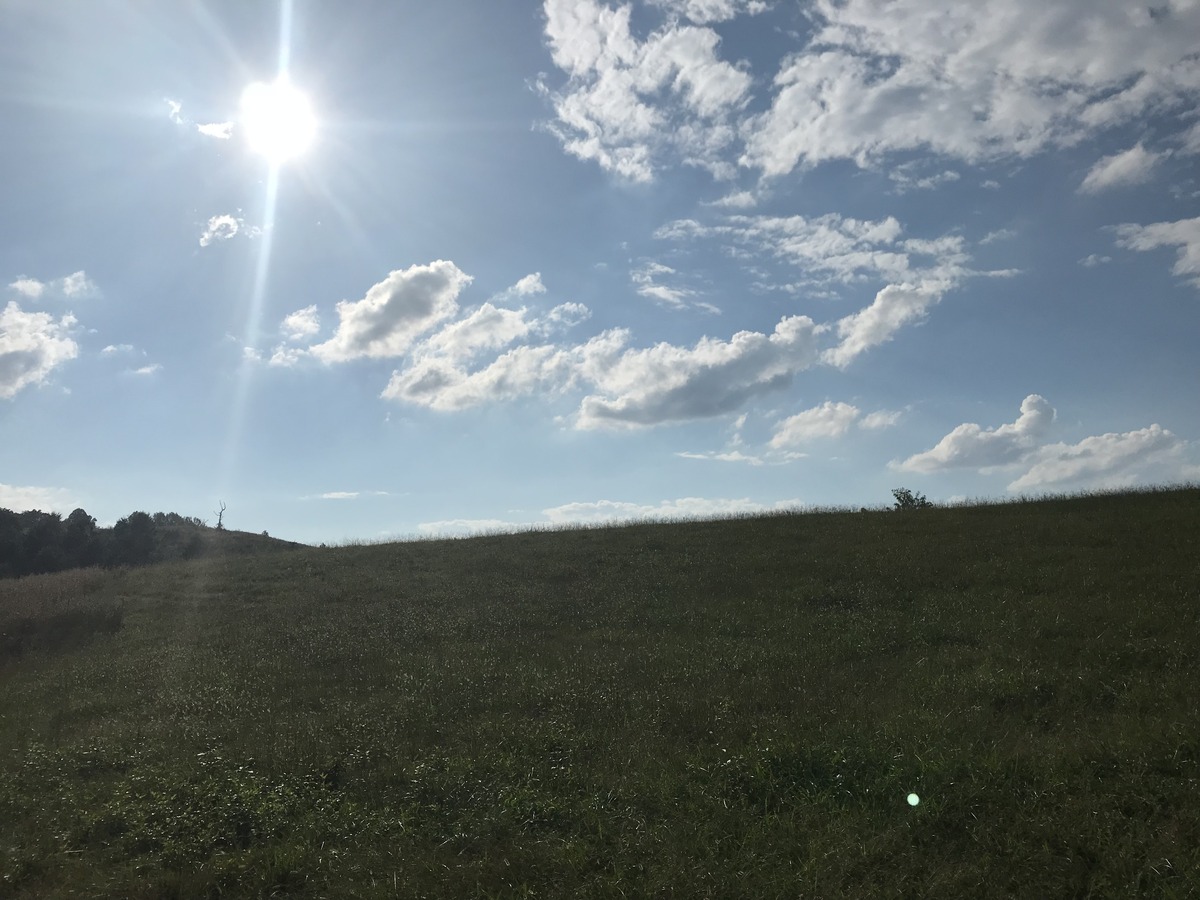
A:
892;487;934;510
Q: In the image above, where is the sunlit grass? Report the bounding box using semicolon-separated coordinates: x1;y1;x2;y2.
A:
1;487;1197;897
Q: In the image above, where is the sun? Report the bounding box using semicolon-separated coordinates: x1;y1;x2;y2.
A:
239;78;316;164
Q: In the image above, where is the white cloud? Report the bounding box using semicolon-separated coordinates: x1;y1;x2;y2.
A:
321;492;360;500
742;0;1200;177
676;449;767;465
1079;253;1112;267
980;228;1016;245
417;518;517;535
888;164;961;193
383;328;628;412
61;271;96;298
280;305;320;341
311;261;473;362
101;343;134;355
0;301;79;399
130;364;161;376
861;408;903;430
705;190;758;209
1113;216;1200;288
538;0;753;180
767;401;901;448
165;98;184;125
897;394;1056;472
769;401;860;447
1009;425;1187;492
823;282;944;367
0;483;74;513
8;271;96;300
542;495;801;524
657;213;965;286
577;314;819;428
197;121;233;139
1078;144;1164;194
631;261;701;310
512;272;547;296
9;277;45;299
199;215;242;247
648;0;769;24
383;312;820;429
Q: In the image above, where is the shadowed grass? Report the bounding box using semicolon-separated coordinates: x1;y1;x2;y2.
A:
0;487;1197;897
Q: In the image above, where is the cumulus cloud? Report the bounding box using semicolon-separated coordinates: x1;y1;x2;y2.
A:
0;302;79;399
898;394;1056;472
9;277;45;299
1079;253;1112;267
769;401;861;446
767;401;901;448
1009;425;1190;492
823;282;944;367
512;272;547;296
537;0;1200;182
130;364;161;376
741;0;1200;177
61;271;95;298
1113;216;1200;287
101;343;134;355
383;329;627;411
311;261;473;362
280;305;320;341
0;482;74;513
383;312;820;429
8;271;96;300
577;314;819;428
1078;144;1164;194
538;0;753;180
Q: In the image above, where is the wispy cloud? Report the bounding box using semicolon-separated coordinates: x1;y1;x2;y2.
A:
196;121;233;140
1113;216;1200;288
1078;144;1164;194
0;482;74;512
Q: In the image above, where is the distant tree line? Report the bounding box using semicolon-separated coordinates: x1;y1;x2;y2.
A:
0;508;212;579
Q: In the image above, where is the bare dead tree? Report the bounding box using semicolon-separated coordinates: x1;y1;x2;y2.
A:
215;501;226;531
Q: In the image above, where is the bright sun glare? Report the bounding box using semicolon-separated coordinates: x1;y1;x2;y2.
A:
240;78;316;164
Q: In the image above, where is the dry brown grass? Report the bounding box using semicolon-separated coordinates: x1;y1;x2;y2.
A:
0;567;124;662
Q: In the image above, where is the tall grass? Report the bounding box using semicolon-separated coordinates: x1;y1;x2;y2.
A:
0;487;1197;898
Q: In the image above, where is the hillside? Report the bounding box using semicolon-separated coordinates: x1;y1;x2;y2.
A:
1;488;1198;898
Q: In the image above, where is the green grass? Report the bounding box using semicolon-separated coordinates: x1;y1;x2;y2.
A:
1;487;1198;897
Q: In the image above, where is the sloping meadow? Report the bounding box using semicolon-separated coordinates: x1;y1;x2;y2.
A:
1;489;1197;897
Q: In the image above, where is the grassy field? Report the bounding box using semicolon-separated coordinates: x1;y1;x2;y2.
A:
1;488;1198;898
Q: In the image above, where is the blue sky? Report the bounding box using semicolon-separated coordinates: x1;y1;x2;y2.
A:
2;0;1198;543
